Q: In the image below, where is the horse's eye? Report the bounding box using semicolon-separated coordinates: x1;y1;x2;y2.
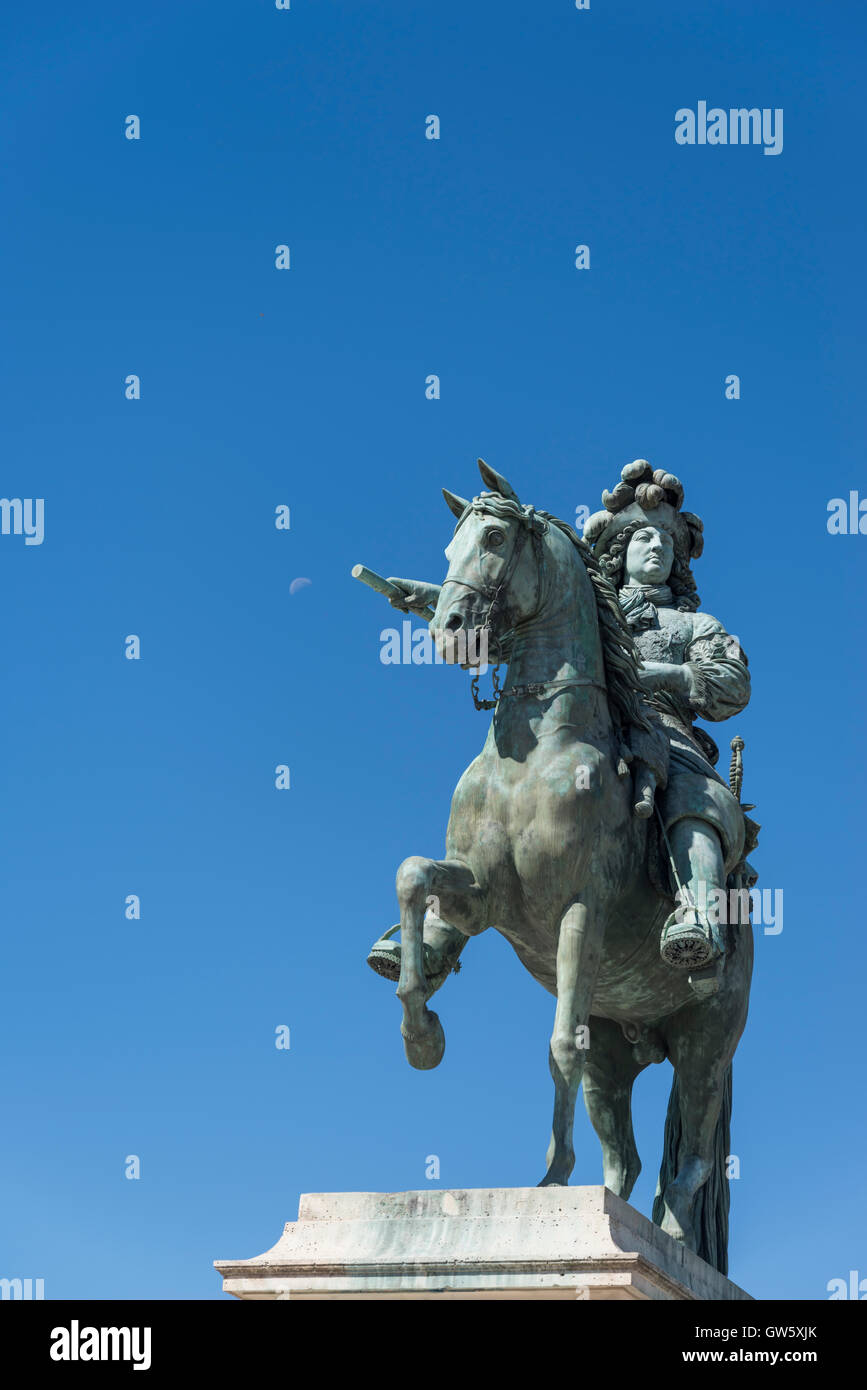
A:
486;529;505;547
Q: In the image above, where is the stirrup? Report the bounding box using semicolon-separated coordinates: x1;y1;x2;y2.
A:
659;909;719;971
366;925;402;981
366;926;455;991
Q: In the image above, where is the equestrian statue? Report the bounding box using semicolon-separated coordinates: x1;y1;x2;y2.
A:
353;458;759;1275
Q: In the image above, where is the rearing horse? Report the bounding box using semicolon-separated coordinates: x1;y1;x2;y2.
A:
388;460;752;1275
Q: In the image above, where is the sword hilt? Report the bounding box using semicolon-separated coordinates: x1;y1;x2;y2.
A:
729;735;745;800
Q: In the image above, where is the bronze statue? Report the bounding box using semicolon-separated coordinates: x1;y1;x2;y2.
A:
354;459;758;1274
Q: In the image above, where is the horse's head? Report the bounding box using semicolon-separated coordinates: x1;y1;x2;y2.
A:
431;460;550;667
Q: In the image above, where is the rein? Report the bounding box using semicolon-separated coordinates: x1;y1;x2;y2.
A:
442;499;608;712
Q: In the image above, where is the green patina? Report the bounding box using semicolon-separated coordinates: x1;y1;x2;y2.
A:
355;459;758;1276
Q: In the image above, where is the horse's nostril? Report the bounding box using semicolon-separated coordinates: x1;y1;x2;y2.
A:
445;613;463;632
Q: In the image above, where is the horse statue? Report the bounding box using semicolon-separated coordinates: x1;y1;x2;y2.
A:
357;459;754;1275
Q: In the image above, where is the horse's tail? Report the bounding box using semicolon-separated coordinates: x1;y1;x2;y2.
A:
652;1064;732;1276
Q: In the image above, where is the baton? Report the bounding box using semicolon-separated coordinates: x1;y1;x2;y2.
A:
351;564;436;622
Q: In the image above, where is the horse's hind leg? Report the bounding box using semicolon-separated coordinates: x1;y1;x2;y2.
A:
539;897;604;1186
581;1018;647;1200
395;856;484;1071
658;1020;733;1251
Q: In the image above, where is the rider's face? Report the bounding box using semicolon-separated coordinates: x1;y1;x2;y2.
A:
624;526;674;586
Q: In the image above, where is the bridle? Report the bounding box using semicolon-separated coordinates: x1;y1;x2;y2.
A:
438;500;543;707
439;499;607;711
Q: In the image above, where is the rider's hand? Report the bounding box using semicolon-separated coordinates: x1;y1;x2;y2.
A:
386;578;441;614
639;662;693;697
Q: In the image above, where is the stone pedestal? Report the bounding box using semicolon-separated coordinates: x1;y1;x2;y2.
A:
214;1186;751;1300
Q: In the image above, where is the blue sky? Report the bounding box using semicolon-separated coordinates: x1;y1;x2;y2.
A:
1;0;864;1299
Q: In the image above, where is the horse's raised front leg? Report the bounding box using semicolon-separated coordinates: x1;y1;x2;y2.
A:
395;856;485;1071
539;898;604;1186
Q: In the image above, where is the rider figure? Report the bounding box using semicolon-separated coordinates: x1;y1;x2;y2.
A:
365;461;751;1001
586;461;750;994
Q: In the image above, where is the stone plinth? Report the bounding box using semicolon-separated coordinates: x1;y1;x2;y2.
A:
214;1186;751;1300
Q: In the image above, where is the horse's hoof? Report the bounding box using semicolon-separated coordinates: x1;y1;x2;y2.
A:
660;1190;697;1251
538;1154;573;1187
401;1010;445;1070
660;1211;691;1246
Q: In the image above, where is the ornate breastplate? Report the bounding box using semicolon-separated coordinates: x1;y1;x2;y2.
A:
629;607;692;665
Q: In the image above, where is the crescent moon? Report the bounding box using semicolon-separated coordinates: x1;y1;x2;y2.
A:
289;577;312;596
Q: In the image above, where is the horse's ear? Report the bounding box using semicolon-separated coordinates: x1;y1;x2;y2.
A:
478;458;520;503
442;488;468;520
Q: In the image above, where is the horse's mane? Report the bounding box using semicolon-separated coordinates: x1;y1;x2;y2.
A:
541;512;651;735
456;495;650;735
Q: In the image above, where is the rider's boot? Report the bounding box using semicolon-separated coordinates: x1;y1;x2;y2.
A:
659;818;727;995
633;763;657;819
367;919;467;1001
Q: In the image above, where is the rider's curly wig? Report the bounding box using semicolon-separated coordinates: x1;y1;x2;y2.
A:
600;518;700;613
